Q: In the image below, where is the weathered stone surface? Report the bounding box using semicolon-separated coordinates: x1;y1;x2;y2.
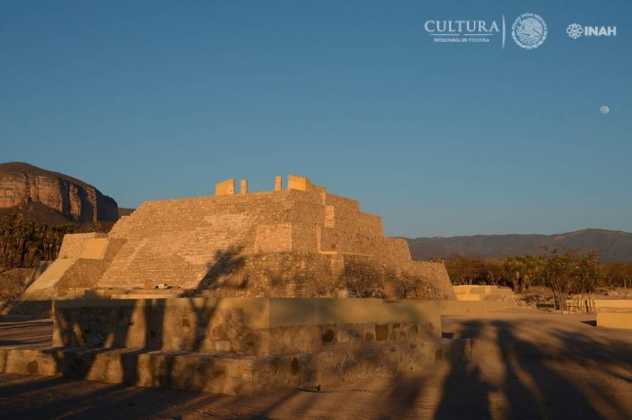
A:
0;162;118;223
215;178;235;196
274;175;283;192
239;179;248;194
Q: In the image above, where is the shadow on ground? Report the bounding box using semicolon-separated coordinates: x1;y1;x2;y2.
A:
433;317;632;420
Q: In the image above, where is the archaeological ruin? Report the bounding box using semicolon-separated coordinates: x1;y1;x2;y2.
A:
2;175;511;395
24;174;454;301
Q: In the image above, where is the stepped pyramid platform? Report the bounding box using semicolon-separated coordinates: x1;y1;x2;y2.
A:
24;175;454;300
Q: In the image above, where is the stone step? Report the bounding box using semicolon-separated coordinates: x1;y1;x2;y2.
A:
0;347;296;395
0;339;449;395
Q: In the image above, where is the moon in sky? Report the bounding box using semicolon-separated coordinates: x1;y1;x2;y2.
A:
600;105;610;115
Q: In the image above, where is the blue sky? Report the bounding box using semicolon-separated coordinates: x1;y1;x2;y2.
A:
2;1;630;237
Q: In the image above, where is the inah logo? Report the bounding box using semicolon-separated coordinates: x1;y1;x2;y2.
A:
566;23;616;39
567;23;583;39
512;13;547;49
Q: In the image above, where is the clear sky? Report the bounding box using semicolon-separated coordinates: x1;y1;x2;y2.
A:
2;1;630;237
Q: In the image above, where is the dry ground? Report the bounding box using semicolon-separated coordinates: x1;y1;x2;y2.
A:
1;310;631;420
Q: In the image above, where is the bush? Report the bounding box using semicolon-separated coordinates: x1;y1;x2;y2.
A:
0;213;75;268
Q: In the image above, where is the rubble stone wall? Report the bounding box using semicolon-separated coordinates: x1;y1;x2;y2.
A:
52;297;442;356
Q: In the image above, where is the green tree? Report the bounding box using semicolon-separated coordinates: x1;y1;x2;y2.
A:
542;252;575;311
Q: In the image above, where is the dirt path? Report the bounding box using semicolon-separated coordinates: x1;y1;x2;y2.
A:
1;312;631;419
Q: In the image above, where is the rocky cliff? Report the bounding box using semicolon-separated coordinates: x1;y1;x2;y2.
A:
0;162;118;223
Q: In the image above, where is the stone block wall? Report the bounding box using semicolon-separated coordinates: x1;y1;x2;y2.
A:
381;238;413;267
52;297;441;356
4;297;444;395
215;179;236;196
287;175;324;193
195;252;339;298
453;285;516;302
98;191;310;289
403;261;455;299
58;233;107;259
594;299;632;330
0;338;440;395
23;234;125;299
317;192;383;257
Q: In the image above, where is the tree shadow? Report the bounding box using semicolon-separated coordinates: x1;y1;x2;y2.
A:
375;373;430;419
492;320;619;419
432;318;632;420
186;246;248;295
5;299;53;319
434;320;495;420
0;373;221;420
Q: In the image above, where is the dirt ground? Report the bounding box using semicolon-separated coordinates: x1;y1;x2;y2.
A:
1;310;631;420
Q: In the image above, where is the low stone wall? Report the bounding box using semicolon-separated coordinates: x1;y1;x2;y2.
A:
0;338;442;395
594;299;632;330
52;298;441;356
453;285;516;303
438;300;518;316
0;297;443;395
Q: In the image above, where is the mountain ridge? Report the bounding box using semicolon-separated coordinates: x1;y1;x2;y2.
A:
406;228;632;262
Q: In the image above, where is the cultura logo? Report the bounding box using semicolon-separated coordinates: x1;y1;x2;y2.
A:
566;23;617;39
423;18;505;46
422;12;550;50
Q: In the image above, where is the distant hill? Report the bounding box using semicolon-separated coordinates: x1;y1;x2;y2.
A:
0;162;118;224
0;162;122;269
406;229;632;262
